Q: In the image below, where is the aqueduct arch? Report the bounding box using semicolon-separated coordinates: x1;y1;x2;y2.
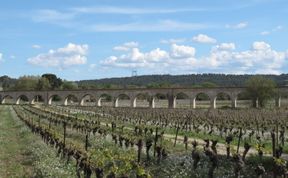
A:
63;94;79;106
16;95;30;105
1;95;14;104
0;87;286;109
48;94;62;105
80;94;95;106
132;93;150;108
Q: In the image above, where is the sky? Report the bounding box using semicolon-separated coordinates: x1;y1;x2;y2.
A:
0;0;288;80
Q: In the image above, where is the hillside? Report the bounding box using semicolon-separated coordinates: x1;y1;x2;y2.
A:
78;74;288;88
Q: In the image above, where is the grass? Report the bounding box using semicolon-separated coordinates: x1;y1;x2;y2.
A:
0;105;76;178
0;106;35;177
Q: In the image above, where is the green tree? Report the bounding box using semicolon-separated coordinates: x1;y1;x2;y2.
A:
245;76;276;107
36;77;51;90
0;75;16;90
14;76;39;90
61;81;78;90
42;74;62;89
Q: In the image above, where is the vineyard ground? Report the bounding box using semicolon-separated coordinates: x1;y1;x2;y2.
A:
0;106;76;178
1;104;288;177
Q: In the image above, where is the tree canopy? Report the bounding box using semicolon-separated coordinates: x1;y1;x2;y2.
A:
0;73;287;91
245;76;276;107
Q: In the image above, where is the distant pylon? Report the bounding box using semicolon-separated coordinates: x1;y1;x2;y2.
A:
132;70;137;77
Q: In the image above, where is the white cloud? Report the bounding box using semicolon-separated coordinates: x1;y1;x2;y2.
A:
88;20;208;32
101;41;287;74
273;25;283;31
171;44;196;58
27;43;88;69
252;41;270;50
101;47;168;68
192;34;216;44
214;43;236;51
226;22;248;29
0;53;3;61
260;25;283;35
113;42;139;51
71;6;206;14
160;38;186;44
32;45;41;49
33;9;75;23
260;31;270;35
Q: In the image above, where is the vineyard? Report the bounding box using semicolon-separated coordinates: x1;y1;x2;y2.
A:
1;104;288;178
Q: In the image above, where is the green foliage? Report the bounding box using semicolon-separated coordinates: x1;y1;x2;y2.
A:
245;76;276;107
0;75;16;90
78;73;288;88
60;81;78;90
147;82;171;88
1;73;288;91
200;81;218;88
42;73;62;89
14;75;39;90
36;77;51;90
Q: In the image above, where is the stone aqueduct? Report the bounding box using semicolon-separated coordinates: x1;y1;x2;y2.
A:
0;87;287;109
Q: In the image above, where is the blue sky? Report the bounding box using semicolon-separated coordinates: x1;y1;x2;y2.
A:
0;0;288;80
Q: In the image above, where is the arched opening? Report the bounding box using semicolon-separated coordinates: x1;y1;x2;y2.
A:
281;93;288;108
134;93;150;108
1;95;14;104
236;92;252;108
16;95;29;105
215;92;231;108
116;94;130;107
64;95;79;106
153;93;168;108
194;93;210;109
80;94;96;106
98;94;113;107
31;95;45;105
266;97;277;108
175;92;190;108
48;95;62;105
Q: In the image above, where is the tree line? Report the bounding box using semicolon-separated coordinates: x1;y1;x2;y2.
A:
78;73;288;88
0;74;78;91
1;73;287;91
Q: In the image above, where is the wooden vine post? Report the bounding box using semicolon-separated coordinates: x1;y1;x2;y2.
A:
174;124;180;147
85;132;89;151
154;127;158;157
63;121;67;147
237;128;242;154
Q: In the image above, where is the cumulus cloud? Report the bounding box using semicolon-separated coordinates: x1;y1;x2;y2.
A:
101;41;287;74
113;42;139;51
102;47;169;68
252;41;270;50
27;43;88;69
226;22;248;29
0;53;3;61
192;34;216;44
171;44;196;58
